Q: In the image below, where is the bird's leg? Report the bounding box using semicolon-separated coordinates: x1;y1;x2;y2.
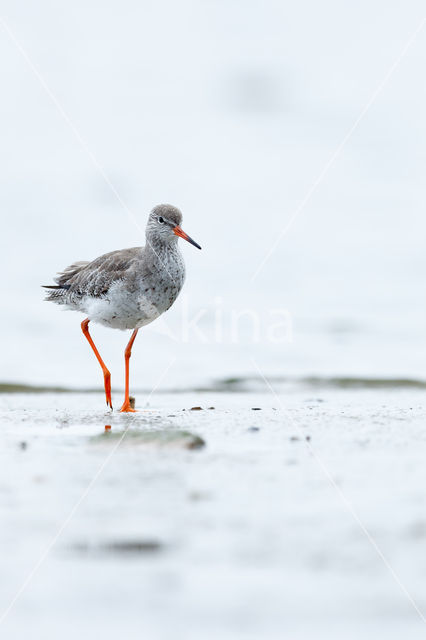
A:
119;329;139;413
81;318;112;410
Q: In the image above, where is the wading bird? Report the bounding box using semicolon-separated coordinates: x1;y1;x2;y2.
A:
44;204;201;412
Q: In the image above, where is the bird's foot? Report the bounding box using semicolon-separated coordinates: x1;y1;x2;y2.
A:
119;401;137;413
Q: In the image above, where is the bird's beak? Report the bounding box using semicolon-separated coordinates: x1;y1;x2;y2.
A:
173;226;202;250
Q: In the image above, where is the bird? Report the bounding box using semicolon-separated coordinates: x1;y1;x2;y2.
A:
43;204;201;412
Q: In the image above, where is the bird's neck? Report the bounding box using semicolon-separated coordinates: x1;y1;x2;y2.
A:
145;236;181;264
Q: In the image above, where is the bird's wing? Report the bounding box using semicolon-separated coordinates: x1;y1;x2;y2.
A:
54;247;144;298
53;261;91;287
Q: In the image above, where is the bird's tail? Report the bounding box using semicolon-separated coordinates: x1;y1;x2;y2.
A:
42;285;70;289
43;260;89;303
42;285;69;289
42;284;71;302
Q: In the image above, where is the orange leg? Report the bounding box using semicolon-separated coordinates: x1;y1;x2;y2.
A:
119;329;139;413
81;318;112;410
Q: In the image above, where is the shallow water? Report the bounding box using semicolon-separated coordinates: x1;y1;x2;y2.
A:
1;389;426;639
1;3;425;636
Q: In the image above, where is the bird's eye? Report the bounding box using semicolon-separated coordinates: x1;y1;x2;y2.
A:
158;216;164;224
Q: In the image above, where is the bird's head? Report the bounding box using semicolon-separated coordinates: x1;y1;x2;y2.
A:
146;204;201;250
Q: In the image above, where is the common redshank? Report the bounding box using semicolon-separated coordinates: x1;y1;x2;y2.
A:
43;204;201;412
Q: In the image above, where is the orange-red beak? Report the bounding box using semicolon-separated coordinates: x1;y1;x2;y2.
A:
173;226;202;250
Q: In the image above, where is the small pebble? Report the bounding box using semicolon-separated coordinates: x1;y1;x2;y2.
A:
251;407;262;411
248;426;260;432
191;407;203;411
19;441;27;450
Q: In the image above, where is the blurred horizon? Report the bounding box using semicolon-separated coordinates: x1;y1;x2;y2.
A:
1;0;425;390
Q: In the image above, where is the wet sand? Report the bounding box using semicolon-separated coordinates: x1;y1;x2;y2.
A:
0;388;425;639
